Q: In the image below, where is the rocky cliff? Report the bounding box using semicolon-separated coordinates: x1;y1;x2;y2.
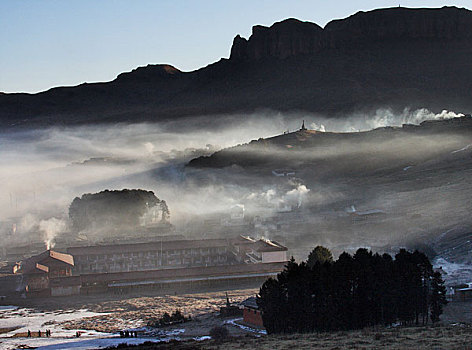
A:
1;6;472;128
230;7;472;61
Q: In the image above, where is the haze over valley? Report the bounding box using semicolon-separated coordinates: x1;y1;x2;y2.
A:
1;5;472;349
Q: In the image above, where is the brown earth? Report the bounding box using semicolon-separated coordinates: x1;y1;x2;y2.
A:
59;288;258;334
104;324;472;349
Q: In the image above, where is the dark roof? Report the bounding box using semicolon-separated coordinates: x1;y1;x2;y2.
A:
19;250;74;274
67;239;229;256
230;235;256;245
252;239;288;252
79;262;286;284
240;296;259;309
230;236;288;252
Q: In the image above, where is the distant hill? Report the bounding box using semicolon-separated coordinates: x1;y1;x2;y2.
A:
1;6;472;128
187;115;472;171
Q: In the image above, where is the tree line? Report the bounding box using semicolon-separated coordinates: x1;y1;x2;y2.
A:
257;246;447;334
69;189;169;232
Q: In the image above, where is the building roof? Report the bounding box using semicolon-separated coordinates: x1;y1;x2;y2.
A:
240;296;259;309
230;235;256;245
19;250;74;274
252;239;288;252
79;262;286;285
67;238;230;256
352;209;386;216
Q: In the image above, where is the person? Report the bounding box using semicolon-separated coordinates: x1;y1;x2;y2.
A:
27;330;31;337
38;330;41;337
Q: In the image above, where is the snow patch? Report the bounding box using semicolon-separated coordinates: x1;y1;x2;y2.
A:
224;317;267;335
433;257;472;285
452;144;472;154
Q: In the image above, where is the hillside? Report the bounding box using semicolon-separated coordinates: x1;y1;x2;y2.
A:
1;6;472;128
188;115;472;171
186;116;472;271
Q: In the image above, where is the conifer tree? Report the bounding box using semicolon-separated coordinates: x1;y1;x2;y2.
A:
307;246;333;268
430;271;447;324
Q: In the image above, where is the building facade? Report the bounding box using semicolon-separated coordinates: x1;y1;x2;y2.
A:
68;239;231;274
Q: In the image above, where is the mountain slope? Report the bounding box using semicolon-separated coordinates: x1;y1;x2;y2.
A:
1;6;472;128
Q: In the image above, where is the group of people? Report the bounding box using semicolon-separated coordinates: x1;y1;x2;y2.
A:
27;329;51;337
119;330;138;338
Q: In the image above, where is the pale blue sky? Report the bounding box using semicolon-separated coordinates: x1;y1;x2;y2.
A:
1;1;470;93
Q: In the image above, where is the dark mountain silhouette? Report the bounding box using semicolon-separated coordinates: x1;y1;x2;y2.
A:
1;6;472;128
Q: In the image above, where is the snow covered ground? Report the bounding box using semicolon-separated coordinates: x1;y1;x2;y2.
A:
434;257;472;285
0;307;165;350
224;318;267;335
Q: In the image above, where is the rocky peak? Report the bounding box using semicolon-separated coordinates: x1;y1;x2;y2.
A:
230;18;323;61
230;6;472;61
115;64;182;83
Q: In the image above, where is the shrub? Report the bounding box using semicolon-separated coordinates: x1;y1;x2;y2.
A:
209;326;229;341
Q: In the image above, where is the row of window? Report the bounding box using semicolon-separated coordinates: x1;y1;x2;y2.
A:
75;248;228;261
77;255;228;273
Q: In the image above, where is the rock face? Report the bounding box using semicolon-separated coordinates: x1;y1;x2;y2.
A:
231;19;323;61
230;7;472;61
1;6;472;128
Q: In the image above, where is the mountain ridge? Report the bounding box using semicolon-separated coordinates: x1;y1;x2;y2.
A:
230;6;472;61
1;6;472;128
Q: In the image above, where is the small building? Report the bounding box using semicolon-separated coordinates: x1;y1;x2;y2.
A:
349;208;386;221
231;236;288;264
248;239;288;264
272;169;296;177
15;250;75;297
454;283;472;301
240;296;264;328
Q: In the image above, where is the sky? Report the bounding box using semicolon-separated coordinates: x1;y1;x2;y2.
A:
1;0;471;93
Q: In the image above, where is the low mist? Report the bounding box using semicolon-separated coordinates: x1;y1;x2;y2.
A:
0;108;470;263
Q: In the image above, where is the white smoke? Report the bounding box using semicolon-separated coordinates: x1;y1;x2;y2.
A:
143;142;155;155
39;217;67;250
19;213;39;233
310;122;326;132
285;185;310;208
303;108;465;133
364;108;465;130
247;185;311;211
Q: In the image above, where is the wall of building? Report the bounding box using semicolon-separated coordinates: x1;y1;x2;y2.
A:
73;246;229;274
261;251;287;263
454;289;472;301
51;285;81;297
26;275;49;291
243;308;264;328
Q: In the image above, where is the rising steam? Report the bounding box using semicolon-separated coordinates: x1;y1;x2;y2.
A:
39;217;67;250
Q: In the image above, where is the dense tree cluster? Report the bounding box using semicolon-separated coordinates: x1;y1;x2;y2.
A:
69;189;169;232
258;248;447;334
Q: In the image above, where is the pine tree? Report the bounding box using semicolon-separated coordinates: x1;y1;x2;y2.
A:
307;246;333;268
430;271;448;324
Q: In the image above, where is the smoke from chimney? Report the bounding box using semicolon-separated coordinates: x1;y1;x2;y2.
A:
39;217;66;250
